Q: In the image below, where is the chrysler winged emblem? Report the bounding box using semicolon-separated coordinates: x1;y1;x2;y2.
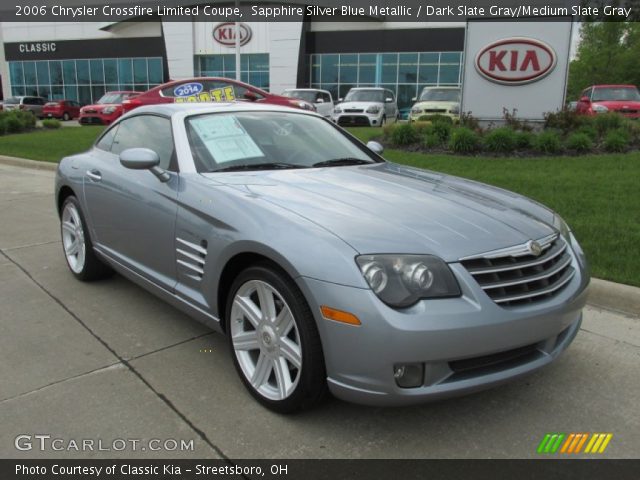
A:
527;240;542;256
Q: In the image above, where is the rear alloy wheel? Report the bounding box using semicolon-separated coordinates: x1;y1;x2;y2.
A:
63;112;70;121
60;196;112;281
226;265;326;413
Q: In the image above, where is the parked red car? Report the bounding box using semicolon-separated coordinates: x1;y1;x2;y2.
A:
576;85;640;119
42;100;81;121
122;77;315;113
79;91;140;125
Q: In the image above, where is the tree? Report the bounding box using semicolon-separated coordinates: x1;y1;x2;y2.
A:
567;17;640;99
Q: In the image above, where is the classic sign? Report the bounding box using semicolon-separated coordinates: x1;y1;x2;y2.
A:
213;22;252;47
475;37;557;85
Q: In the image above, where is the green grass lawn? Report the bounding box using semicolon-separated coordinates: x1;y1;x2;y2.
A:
1;126;638;286
0;126;104;162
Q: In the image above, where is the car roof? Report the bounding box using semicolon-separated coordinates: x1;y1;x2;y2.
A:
421;86;460;90
123;101;316;118
590;85;638;88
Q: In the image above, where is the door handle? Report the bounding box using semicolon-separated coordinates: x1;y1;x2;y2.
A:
86;169;102;182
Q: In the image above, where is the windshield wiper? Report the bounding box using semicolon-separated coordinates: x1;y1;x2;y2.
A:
212;162;309;173
312;158;373;168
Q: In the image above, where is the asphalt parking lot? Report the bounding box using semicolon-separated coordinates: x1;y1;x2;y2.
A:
1;163;639;459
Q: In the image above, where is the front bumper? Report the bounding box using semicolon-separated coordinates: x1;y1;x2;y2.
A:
334;112;383;127
409;111;459;122
297;248;589;406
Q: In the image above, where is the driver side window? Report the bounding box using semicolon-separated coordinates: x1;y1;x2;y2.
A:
111;115;177;171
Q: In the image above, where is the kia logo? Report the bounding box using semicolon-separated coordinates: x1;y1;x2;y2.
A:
475;37;557;85
213;22;252;47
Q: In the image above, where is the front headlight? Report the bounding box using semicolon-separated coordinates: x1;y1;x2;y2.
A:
592;104;608;113
552;213;571;242
334;107;342;114
411;108;423;115
366;106;381;114
450;104;460;114
102;106;117;114
356;255;461;308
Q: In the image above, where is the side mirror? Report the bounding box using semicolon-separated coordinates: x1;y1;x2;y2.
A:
244;91;258;101
411;97;417;102
316;98;324;103
580;96;590;103
119;148;170;182
385;97;393;103
367;141;384;155
338;98;343;102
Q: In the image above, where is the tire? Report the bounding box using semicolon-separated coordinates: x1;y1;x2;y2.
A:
60;196;112;281
226;263;327;413
62;112;70;121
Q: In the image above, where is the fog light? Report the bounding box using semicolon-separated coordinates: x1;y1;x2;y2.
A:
393;363;424;388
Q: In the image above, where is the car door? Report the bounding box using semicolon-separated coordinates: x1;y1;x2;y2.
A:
384;90;396;119
317;92;333;118
82;114;179;290
577;88;592;114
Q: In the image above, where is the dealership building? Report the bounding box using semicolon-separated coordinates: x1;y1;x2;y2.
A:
0;11;465;112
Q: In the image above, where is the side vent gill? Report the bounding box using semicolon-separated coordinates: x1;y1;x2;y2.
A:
176;237;207;281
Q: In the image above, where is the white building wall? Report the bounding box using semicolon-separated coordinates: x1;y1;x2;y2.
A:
161;21;194;79
193;22;302;93
0;21;161;42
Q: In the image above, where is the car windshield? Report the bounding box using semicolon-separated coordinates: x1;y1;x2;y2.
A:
344;90;384;102
97;93;128;104
4;97;20;104
186;111;379;173
592;87;640;102
419;89;460;102
283;90;317;103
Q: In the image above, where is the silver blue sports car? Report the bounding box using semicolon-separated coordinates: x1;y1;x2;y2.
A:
55;103;589;412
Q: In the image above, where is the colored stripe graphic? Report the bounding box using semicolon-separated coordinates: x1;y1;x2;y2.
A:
537;433;565;454
585;433;614;454
539;433;613;454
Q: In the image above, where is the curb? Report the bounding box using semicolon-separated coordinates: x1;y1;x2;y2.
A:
588;278;640;317
1;155;638;316
0;155;57;171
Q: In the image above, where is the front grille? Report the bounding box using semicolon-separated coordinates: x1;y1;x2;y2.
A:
617;109;639;114
343;108;364;113
460;235;575;307
424;108;447;113
447;343;541;380
338;116;371;126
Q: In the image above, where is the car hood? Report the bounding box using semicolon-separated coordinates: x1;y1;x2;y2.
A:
202;163;556;261
82;103;121;111
593;100;640;109
413;100;459;111
339;101;383;110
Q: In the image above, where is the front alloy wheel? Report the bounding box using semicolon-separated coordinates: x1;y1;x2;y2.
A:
60;196;112;281
61;201;86;274
226;264;326;413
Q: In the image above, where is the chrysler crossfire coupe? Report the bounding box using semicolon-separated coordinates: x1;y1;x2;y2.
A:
55;103;589;413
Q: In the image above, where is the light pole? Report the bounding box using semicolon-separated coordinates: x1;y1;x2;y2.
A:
235;0;241;81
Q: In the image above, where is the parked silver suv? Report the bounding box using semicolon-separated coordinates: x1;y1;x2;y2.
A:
333;88;399;126
3;96;47;117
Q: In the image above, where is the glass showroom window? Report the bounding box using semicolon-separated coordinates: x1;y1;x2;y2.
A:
309;51;463;112
8;57;163;105
195;54;270;90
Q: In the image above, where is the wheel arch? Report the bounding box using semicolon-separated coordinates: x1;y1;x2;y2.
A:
215;245;303;334
56;185;77;218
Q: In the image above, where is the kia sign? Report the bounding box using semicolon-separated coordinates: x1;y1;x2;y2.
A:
475;38;557;85
461;19;573;122
213;22;252;47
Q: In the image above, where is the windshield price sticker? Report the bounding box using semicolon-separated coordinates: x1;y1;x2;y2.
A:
175;86;236;103
190;115;264;163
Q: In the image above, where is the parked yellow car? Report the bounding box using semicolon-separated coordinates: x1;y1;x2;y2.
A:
409;87;460;122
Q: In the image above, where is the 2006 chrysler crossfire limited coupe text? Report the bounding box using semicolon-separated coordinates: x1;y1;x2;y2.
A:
55;103;589;413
